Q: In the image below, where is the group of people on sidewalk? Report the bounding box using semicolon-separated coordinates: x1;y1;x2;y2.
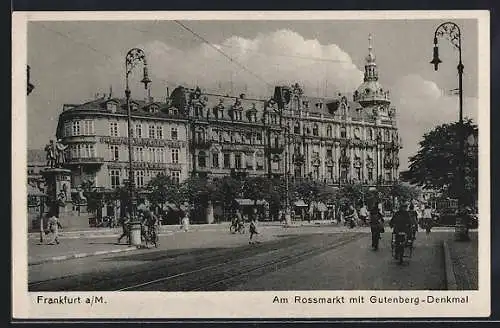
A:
117;206;191;245
37;209;63;246
230;208;261;244
368;202;427;251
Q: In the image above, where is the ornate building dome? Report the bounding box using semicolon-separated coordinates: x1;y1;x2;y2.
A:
353;34;391;107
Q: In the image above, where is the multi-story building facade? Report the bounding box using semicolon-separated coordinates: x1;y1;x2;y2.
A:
56;97;190;191
55;35;400;192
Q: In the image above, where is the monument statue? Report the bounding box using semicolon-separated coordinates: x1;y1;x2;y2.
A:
55;139;68;167
44;140;56;168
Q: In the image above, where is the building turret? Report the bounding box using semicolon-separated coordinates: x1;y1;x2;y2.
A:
353;34;391;110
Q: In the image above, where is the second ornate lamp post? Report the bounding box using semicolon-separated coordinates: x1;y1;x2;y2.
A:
430;21;469;241
125;48;151;245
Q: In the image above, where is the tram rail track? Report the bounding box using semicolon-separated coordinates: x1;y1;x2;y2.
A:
29;233;365;291
119;233;365;291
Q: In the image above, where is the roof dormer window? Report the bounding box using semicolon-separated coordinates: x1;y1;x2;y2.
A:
130;102;139;111
148;105;159;113
106;102;117;113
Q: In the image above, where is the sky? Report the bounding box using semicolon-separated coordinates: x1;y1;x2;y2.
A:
27;19;479;171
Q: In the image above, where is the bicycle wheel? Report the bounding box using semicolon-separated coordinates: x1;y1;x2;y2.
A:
397;245;404;264
230;225;236;234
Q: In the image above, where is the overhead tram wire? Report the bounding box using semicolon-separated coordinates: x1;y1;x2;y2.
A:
130;24;350;64
38;23;115;63
173;20;274;89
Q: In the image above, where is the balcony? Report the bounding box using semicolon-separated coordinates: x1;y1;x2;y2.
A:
230;168;248;179
190;139;212;149
266;146;284;154
65;157;104;166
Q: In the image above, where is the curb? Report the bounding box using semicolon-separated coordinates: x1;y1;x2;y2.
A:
443;240;458;290
28;246;139;266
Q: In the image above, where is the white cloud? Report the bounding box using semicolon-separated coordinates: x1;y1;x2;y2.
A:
391;74;478;170
130;29;364;98
91;31;478;173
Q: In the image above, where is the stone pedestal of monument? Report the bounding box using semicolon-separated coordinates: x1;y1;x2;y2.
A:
41;168;72;216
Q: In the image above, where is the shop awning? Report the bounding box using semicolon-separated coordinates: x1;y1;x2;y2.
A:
294;200;308;207
316;202;328;212
235;198;268;206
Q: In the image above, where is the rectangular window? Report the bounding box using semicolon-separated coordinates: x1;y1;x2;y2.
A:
149;125;155;139
109;122;119;137
326;148;333;158
110;145;119;161
72;121;81;136
171;171;181;184
212;153;219;168
134;147;144;162
83;120;94;135
223;153;231;168
171;148;179;164
355;167;361;180
156;126;163;139
234;153;241;169
136;170;145;188
135;124;142;138
159;148;165;163
368;169;373;181
83;144;91;158
328;166;334;180
110;169;120;189
171;127;178;140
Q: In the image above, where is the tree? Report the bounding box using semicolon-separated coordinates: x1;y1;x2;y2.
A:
146;174;182;209
401;119;478;206
211;176;242;215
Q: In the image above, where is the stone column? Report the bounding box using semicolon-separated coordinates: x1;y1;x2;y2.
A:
321;143;326;181
206;200;214;224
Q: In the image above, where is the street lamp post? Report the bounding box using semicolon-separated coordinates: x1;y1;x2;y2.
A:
125;48;151;245
27;65;34;95
430;21;468;241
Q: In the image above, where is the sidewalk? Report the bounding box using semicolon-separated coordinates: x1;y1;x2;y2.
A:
443;231;478;290
28;224;374;266
28;236;138;266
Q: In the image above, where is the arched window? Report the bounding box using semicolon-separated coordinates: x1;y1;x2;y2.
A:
385;130;391;142
369;128;374;140
340;126;347;139
198;151;207;168
294;122;300;134
312;124;319;136
326;125;332;137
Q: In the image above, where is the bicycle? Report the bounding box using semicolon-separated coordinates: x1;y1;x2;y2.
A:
230;222;245;234
391;231;413;265
143;224;159;248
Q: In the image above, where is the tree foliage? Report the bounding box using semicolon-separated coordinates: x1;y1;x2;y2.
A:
146;173;183;208
401;119;478;205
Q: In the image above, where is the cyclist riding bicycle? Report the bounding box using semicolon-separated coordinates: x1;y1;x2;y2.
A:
231;210;243;229
390;203;413;242
141;209;159;245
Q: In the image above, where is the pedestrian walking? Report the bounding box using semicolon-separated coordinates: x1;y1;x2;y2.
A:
336;206;343;225
47;214;62;245
423;204;433;234
117;212;131;244
182;212;190;232
249;217;259;244
359;204;368;226
369;206;384;250
408;203;418;241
